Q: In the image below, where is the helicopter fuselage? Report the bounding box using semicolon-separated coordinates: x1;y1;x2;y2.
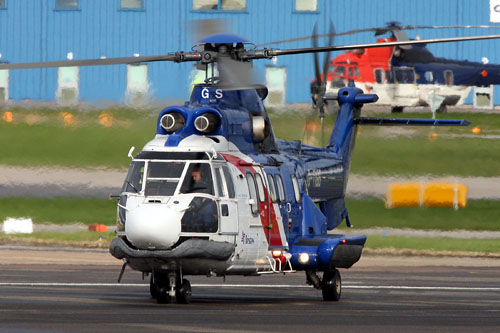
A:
110;84;368;279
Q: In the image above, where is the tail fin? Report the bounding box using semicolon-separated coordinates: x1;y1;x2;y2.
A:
321;82;469;230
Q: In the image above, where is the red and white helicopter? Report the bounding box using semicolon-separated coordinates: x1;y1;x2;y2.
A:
1;25;496;304
318;23;500;112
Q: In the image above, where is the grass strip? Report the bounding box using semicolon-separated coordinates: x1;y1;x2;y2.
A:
1;108;500;177
0;232;498;256
0;231;115;248
1;197;499;231
365;235;500;254
345;197;500;231
0;197;117;225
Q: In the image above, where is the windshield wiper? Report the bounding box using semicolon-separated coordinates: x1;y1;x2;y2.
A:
126;181;139;194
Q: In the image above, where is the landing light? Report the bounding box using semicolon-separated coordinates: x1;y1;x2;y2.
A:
271;250;282;258
298;252;310;264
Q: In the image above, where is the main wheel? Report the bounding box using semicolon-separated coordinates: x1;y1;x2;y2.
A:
150;275;156;299
391;106;403;113
175;279;192;304
322;269;341;302
154;273;174;304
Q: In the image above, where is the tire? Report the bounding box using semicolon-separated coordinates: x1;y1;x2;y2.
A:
391;106;403;113
154;273;173;304
150;275;156;299
322;269;341;302
176;279;192;304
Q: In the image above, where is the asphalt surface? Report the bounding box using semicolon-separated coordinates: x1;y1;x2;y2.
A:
0;247;499;332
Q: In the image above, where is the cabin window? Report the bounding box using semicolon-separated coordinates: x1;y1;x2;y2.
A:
267;174;277;203
255;173;266;203
444;70;454;86
181;196;218;233
425;71;434;82
276;174;285;203
180;163;214;195
222;166;235;198
214;167;226;197
295;0;317;11
121;161;145;193
374;69;385;83
145;161;186;197
291;174;301;203
385;70;394;83
246;172;259;215
192;0;246;11
394;67;416;84
348;67;360;78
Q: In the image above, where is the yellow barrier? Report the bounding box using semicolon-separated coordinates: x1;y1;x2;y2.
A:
386;182;467;209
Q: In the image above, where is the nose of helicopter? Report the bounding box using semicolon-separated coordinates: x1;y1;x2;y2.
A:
125;203;182;250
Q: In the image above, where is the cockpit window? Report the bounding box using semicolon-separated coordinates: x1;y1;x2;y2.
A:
333;65;345;75
121;161;145;193
144;161;185;196
180;163;214;195
181;196;218;233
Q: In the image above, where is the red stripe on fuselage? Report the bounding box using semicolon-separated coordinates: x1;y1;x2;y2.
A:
221;153;284;248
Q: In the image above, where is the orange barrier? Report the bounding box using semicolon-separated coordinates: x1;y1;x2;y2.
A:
386;182;467;209
88;224;108;232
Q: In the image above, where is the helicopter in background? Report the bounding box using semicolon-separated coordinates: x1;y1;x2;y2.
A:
319;23;500;112
0;26;493;304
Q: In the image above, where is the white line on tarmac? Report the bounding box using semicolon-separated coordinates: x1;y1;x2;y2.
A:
0;282;499;292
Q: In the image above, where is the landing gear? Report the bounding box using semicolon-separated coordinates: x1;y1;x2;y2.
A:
150;270;191;304
322;269;341;302
391;106;404;113
305;268;342;302
176;279;192;304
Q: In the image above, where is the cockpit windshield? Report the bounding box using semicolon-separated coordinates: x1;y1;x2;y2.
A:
121;161;145;193
122;160;216;197
145;161;185;196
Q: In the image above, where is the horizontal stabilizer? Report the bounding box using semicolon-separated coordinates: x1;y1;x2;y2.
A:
354;117;470;126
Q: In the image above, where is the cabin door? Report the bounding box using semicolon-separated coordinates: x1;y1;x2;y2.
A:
214;165;238;235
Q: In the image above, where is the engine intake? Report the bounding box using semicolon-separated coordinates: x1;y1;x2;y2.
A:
194;112;220;134
161;112;185;133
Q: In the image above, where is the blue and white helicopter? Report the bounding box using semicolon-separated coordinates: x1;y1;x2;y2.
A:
2;29;497;304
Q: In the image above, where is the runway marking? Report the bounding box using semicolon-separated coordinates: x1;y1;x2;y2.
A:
1;282;500;292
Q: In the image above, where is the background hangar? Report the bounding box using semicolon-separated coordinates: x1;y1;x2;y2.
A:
0;0;499;106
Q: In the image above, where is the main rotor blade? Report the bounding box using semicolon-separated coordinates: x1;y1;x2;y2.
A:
322;21;335;86
263;34;500;58
312;24;321;85
0;53;199;70
257;24;500;47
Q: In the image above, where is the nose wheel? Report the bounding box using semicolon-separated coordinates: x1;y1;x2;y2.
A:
322;269;341;301
150;271;192;304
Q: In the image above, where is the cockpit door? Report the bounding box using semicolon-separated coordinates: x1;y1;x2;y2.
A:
214;165;238;234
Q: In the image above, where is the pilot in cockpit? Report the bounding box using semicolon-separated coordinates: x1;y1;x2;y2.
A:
180;163;217;232
182;164;213;195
